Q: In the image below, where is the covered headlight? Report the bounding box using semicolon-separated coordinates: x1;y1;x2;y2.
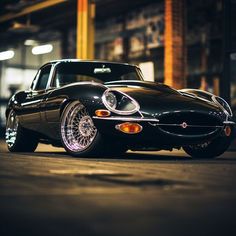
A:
104;91;117;109
102;89;140;115
212;96;233;117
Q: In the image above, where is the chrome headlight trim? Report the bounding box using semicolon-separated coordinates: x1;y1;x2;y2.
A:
102;89;140;115
179;88;233;117
212;95;233;117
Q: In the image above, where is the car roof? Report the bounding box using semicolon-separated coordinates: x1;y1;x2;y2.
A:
47;59;137;67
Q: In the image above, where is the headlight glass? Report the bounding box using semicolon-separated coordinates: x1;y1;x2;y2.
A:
105;92;117;109
212;96;233;117
102;89;140;115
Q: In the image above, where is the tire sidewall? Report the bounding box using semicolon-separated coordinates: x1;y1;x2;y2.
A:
6;110;38;152
60;101;104;157
183;136;231;158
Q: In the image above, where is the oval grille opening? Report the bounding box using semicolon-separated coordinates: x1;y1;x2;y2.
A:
158;112;222;136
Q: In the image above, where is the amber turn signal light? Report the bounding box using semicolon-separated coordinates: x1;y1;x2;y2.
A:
224;126;231;137
116;122;142;134
95;109;111;117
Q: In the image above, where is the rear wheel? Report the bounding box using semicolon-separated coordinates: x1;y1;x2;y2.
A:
183;136;231;158
60;101;106;157
6;110;38;152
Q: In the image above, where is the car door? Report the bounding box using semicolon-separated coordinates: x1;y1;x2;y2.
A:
20;64;53;131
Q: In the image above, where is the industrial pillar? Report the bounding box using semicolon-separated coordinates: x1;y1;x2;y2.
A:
164;0;186;89
221;0;231;103
77;0;95;59
199;35;208;91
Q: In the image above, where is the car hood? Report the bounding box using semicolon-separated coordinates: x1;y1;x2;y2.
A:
104;80;222;116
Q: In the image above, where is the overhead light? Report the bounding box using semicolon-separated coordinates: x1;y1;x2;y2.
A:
0;50;15;61
8;21;39;33
32;44;53;55
24;39;38;46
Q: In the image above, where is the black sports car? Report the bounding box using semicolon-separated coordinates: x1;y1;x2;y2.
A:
5;60;235;158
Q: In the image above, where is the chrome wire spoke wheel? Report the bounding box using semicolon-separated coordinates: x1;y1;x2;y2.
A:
5;110;19;148
61;102;97;152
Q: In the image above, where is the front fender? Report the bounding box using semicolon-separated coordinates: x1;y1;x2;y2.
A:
44;83;108;122
178;88;213;102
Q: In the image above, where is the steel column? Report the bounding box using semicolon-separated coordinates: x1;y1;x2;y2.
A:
221;0;231;103
77;0;95;59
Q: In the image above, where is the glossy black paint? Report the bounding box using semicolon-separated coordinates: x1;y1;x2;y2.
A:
104;81;223;116
6;60;234;150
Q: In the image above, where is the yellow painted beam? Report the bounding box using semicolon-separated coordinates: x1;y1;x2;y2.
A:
164;0;173;87
76;0;95;59
88;2;95;59
0;0;67;23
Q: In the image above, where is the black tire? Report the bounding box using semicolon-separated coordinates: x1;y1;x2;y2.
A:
183;136;231;159
60;101;106;157
6;110;38;152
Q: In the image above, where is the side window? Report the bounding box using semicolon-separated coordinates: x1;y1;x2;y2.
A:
30;71;40;90
35;65;52;90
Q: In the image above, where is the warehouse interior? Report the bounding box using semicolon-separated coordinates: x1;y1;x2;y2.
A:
0;0;236;132
1;2;236;236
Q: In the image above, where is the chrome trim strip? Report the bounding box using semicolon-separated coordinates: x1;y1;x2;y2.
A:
93;116;230;129
46;63;56;89
212;95;233;117
21;99;42;106
48;61;61;89
93;116;227;128
223;121;235;125
148;122;224;128
179;88;214;96
138;110;144;118
93;116;159;122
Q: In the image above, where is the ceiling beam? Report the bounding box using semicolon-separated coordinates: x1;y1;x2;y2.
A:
0;0;67;23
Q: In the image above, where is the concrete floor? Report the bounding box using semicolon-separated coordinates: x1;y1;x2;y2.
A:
1;140;236;236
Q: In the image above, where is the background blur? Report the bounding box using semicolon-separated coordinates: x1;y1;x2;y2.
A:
0;0;236;134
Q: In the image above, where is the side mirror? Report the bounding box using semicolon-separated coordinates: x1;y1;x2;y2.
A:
15;91;27;101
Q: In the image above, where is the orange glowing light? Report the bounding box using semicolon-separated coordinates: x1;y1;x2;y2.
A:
95;109;111;117
224;126;231;137
116;122;142;134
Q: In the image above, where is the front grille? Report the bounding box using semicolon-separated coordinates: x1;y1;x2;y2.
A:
158;112;222;136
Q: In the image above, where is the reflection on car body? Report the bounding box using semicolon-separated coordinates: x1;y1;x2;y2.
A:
5;59;235;158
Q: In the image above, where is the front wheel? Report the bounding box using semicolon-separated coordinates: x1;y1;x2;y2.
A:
6;110;38;152
183;136;231;159
60;101;106;157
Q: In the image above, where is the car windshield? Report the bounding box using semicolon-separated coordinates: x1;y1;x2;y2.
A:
53;62;143;87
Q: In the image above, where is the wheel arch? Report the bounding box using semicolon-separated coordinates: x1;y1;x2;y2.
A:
59;99;92;119
59;99;73;117
56;84;107;118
